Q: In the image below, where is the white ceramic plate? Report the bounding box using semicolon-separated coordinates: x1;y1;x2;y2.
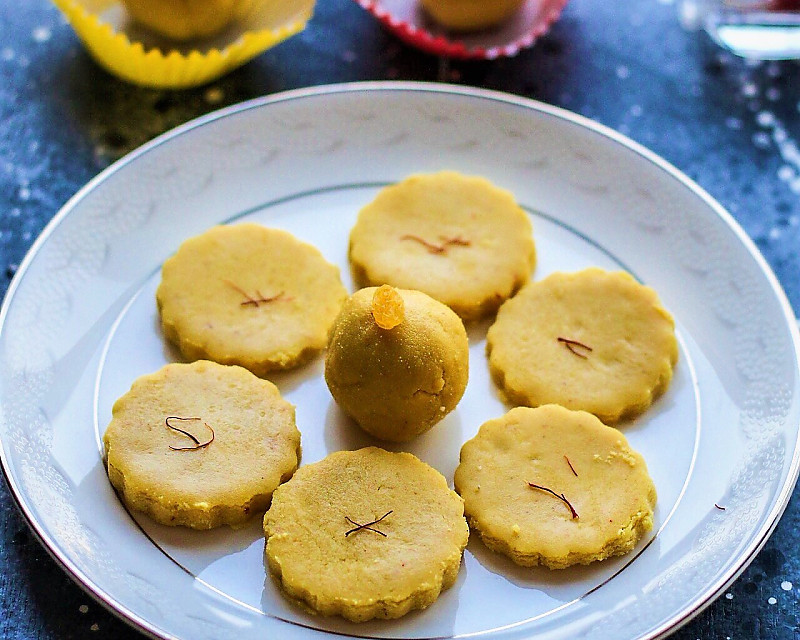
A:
2;83;799;640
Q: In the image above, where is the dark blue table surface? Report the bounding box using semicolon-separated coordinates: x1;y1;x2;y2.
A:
1;0;799;638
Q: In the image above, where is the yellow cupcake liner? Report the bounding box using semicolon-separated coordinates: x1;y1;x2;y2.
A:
53;0;315;88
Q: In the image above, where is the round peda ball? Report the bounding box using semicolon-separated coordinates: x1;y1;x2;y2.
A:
121;0;253;41
487;268;678;424
419;0;526;32
156;224;348;377
454;405;657;569
325;286;469;442
103;360;301;529
349;171;536;321
263;447;469;622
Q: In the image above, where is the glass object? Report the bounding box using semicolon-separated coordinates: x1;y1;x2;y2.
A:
689;0;800;59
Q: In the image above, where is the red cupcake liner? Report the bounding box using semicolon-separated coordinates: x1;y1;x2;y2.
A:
354;0;569;59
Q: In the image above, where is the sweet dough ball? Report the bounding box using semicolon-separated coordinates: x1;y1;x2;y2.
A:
156;224;348;377
325;287;469;442
349;171;536;321
419;0;526;32
121;0;253;41
103;360;300;529
487;268;678;424
263;447;469;622
455;405;657;568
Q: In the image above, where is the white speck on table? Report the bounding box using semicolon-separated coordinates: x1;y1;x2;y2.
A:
757;111;776;127
742;82;758;98
753;132;772;149
32;27;51;43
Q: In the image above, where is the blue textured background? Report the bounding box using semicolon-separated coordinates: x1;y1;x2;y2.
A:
0;0;798;638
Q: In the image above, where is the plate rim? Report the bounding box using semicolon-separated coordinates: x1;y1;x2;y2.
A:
1;80;799;640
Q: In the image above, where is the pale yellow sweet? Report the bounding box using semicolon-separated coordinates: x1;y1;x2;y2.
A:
454;405;657;569
487;268;678;424
264;447;469;622
157;224;348;377
349;172;536;321
103;360;301;529
325;286;469;442
121;0;254;41
420;0;526;32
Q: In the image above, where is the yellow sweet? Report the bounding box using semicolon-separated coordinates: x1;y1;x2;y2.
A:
156;224;348;377
121;0;254;41
103;360;301;529
454;405;657;568
349;171;536;321
263;447;469;621
419;0;526;32
325;286;469;442
487;268;678;423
